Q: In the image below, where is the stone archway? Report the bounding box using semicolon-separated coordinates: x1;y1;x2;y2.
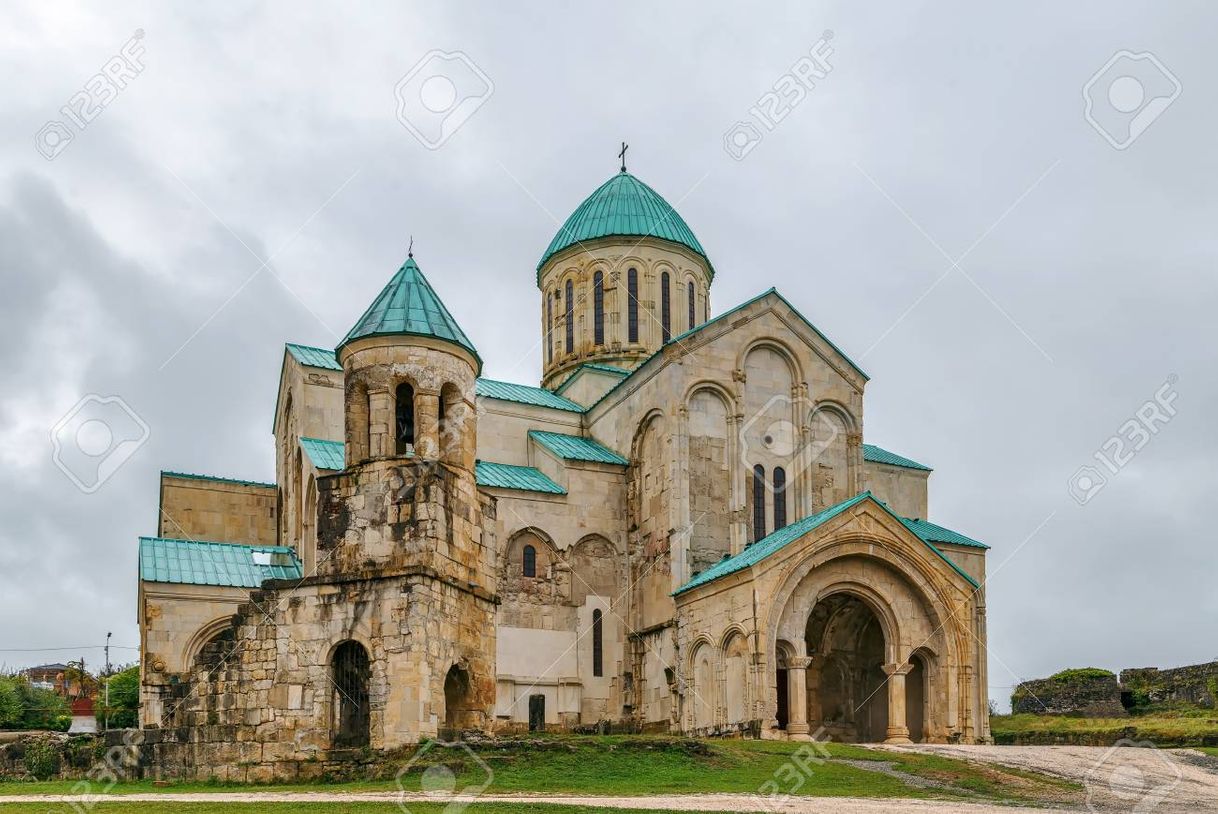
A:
804;593;888;742
443;663;474;731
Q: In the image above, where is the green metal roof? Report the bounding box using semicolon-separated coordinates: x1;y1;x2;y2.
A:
339;256;481;370
476;378;584;412
139;537;302;588
286;343;342;371
300;437;345;471
863;444;932;472
537;172;713;280
529;430;628;465
475;461;566;494
902;517;988;549
161;471;276;489
673;492;979;596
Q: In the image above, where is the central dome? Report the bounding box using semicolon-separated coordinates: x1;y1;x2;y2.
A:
537;171;712;280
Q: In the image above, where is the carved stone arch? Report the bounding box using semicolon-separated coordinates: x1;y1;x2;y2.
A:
737;336;806;389
809;398;858;434
767;541;960;671
629;408;668;463
183;616;238;670
718;623;751;652
721;626;752;725
504;526;559;576
569;533;619;605
686;635;718;730
684;379;736;411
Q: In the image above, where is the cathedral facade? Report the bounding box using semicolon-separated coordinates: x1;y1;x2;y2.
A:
137;164;990;776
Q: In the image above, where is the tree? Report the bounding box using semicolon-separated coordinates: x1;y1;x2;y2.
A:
96;666;140;729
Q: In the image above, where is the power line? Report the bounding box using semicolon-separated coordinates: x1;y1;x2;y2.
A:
0;646;138;653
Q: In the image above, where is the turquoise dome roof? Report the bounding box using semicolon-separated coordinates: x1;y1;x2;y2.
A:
537;172;712;281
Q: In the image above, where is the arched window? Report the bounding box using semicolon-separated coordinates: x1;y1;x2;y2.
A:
660;271;671;342
627;268;639;343
773;467;787;530
564;279;574;354
752;464;766;542
331;641;370;747
546;291;553;363
592;609;604;677
522;544;537;577
395;382;415;455
593;270;605;346
687;281;696;330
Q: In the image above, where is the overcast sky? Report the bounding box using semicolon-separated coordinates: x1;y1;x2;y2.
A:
1;2;1214;711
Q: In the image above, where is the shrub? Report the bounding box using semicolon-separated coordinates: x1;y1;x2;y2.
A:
1049;667;1115;682
22;738;59;780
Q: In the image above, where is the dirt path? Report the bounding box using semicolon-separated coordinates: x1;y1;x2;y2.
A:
884;744;1218;812
0;791;1055;813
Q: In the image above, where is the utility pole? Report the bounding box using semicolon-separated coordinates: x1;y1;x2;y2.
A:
104;632;112;731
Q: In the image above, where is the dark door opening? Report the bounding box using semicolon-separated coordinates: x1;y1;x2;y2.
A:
528;694;546;732
332;641;370;748
775;668;789;729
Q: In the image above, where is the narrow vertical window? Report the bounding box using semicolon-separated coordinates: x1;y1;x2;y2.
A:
546;291;553;363
593;270;605;346
565;279;574;354
773;467;787;530
627;268;639;343
661;272;671;342
592;609;604;677
395;382;415;455
752;464;766;542
522;544;537;577
688;281;696;331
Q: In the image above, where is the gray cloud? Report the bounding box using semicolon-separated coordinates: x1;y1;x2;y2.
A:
0;1;1214;708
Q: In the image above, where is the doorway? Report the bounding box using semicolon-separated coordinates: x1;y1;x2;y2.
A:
528;694;546;732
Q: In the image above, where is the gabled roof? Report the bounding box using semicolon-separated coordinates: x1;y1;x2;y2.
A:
863;444;932;472
901;517;988;549
139;537;302;588
589;287;869;416
475;461;566;494
555;362;631;396
476;378;584;412
673;492;980;596
300;437;344;471
529;430;628;465
286;343;343;371
339;256;480;370
537;171;713;280
161;471;276;489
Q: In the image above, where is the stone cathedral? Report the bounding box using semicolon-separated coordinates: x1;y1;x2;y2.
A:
136;161;991;777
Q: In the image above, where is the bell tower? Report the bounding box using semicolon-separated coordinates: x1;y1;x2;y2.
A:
316;250;497;741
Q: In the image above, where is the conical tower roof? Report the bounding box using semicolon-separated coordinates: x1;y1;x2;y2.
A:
338;255;480;370
537;171;712;281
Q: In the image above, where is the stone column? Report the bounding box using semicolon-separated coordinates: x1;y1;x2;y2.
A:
786;656;812;740
883;661;914;744
414;389;440;459
368;388;394;458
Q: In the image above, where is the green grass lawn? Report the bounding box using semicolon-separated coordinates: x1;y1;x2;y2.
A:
0;805;707;814
991;710;1218;746
0;736;1078;806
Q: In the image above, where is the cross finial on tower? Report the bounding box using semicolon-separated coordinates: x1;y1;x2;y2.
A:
619;141;629;173
408;236;413;259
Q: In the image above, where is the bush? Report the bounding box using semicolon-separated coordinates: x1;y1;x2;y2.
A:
1049;667;1115;682
22;737;59;780
95;666;140;730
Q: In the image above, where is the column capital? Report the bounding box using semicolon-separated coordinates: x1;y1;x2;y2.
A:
882;661;915;677
788;656;813;670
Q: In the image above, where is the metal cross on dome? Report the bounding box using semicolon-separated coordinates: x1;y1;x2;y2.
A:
619;141;628;173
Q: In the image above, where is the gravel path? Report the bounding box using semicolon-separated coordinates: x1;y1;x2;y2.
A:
883;744;1218;812
0;791;1054;813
